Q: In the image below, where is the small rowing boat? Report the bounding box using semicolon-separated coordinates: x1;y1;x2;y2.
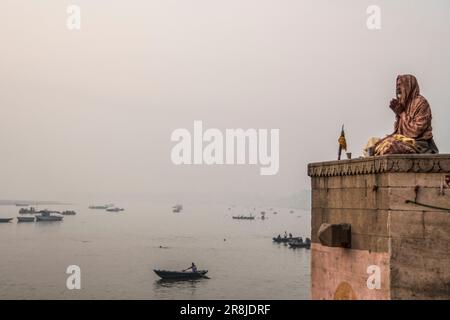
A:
106;207;124;212
153;269;208;280
61;210;76;215
272;236;302;243
232;215;255;220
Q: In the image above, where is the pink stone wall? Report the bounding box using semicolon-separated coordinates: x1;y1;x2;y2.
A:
311;243;390;300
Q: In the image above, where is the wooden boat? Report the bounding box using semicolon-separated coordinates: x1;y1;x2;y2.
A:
106;207;124;212
232;215;255;220
61;210;76;215
0;218;13;223
17;216;35;222
89;205;109;209
287;237;311;249
272;236;302;243
153;269;208;280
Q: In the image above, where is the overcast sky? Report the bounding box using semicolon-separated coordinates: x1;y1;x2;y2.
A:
1;0;449;202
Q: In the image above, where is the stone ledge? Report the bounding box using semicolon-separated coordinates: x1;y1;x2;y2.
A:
308;154;450;177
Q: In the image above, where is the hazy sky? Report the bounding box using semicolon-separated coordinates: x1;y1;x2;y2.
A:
1;0;449;202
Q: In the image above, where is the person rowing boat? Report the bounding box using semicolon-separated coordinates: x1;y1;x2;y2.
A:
183;262;198;273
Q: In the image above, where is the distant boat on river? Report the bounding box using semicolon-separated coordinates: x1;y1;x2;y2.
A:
61;210;76;215
89;205;112;209
232;215;255;220
17;216;35;223
106;207;124;212
36;210;63;222
153;269;208;280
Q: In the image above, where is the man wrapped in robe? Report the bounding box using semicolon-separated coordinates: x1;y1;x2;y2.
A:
374;74;439;155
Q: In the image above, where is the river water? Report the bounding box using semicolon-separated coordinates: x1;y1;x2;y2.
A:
0;202;310;299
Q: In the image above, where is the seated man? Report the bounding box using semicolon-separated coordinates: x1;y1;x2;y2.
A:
375;74;439;155
184;262;197;273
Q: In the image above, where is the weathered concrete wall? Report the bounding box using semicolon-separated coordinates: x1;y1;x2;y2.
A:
308;155;450;300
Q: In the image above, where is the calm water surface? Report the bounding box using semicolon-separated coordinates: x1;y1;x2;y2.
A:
0;202;310;299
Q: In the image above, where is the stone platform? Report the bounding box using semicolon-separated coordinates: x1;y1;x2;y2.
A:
308;154;450;300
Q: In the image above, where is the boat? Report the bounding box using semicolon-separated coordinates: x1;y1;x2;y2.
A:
36;210;63;222
17;216;35;223
15;203;30;207
232;215;255;220
289;238;311;249
89;205;109;209
153;269;208;280
0;218;13;223
272;236;303;243
106;207;124;212
61;210;76;215
19;207;37;214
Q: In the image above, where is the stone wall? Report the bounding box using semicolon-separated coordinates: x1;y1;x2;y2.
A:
308;155;450;300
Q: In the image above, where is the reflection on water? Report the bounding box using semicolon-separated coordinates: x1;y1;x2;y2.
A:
154;278;209;299
0;202;311;299
155;278;209;289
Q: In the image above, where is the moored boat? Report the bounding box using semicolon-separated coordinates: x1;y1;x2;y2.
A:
17;216;35;223
153;269;208;280
36;210;63;222
0;218;13;223
272;236;302;243
289;238;311;249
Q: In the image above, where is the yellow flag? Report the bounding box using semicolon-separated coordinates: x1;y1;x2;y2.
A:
338;125;347;151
